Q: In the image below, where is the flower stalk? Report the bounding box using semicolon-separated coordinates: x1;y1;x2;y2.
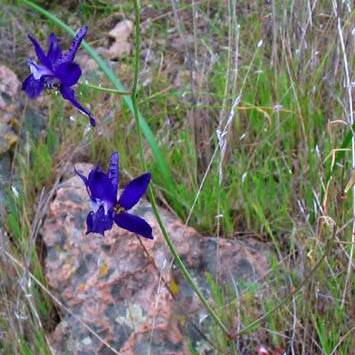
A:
82;82;130;95
131;0;230;337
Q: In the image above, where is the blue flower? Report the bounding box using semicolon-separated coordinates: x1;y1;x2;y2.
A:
75;152;153;239
22;26;96;126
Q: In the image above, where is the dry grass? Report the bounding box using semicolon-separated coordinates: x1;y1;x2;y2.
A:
0;0;354;353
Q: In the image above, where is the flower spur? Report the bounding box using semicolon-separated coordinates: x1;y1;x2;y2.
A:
22;26;96;126
75;152;153;239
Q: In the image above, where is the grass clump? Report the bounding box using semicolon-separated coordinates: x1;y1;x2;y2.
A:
0;0;353;353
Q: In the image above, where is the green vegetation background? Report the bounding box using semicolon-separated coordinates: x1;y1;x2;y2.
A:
0;0;353;354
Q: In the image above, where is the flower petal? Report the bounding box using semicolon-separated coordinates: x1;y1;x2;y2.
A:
74;166;91;195
27;59;53;80
59;85;96;126
87;167;116;206
61;26;88;63
28;34;51;69
114;212;153;239
22;74;44;99
118;173;151;210
55;62;81;87
108;152;119;197
86;206;113;236
47;33;62;65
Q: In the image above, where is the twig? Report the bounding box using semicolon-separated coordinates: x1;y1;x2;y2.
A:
330;326;355;355
81;82;130;95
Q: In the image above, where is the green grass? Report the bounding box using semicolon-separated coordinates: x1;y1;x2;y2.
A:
0;0;353;353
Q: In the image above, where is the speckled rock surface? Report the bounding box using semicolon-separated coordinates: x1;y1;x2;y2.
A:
0;64;19;154
0;64;20;111
0;64;19;219
42;164;270;354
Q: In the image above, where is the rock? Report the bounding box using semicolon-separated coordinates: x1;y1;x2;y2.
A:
0;123;17;154
0;65;19;153
0;64;20;110
22;105;46;141
0;65;19;215
107;20;134;60
108;20;133;42
42;164;270;354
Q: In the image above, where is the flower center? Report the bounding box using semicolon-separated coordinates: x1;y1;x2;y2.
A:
113;204;125;214
45;77;61;90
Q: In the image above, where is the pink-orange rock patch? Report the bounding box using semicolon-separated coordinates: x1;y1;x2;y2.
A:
42;164;270;354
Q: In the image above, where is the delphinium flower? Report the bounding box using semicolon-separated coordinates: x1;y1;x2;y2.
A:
75;152;153;239
22;26;96;126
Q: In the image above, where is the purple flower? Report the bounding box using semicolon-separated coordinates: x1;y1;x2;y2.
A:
22;26;96;126
75;152;153;239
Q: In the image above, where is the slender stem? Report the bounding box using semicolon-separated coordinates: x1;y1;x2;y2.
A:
131;0;230;337
149;193;231;336
81;82;130;95
135;236;225;354
131;0;145;164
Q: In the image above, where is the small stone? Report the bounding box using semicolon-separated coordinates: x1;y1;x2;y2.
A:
0;65;19;155
81;336;92;346
0;65;20;109
108;20;133;40
106;20;134;59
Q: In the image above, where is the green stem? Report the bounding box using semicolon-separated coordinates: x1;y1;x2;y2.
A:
131;0;144;164
131;0;230;337
81;82;130;95
150;192;231;336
